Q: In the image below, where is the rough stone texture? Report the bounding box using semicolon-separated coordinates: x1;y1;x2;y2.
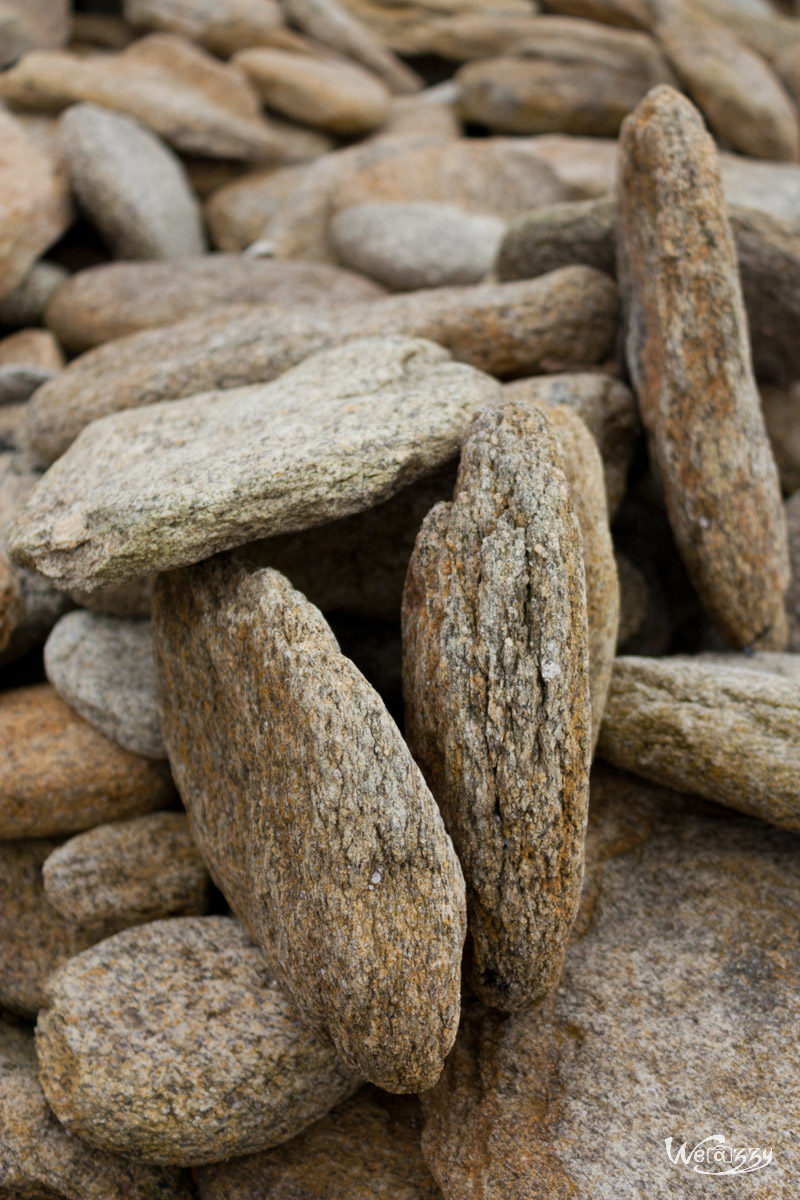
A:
598;654;800;833
674;648;800;682
124;0;284;57
282;0;423;94
36;917;361;1164
196;1088;440;1200
247;463;456;619
761;384;800;494
25;268;619;464
336;0;536;55
0;107;71;304
42;812;210;928
456;21;674;136
59;103;205;261
153;560;467;1091
0;34;309;162
0;684;174;838
0;258;67;327
421;765;800;1199
618;87;789;649
12;338;500;591
44;254;382;352
501;372;638;517
44;611;165;759
0;0;69;65
498;193;616;282
330;202;504;290
403;403;590;1011
546;405;618;749
235;49;390;135
0;1020;193;1199
787;490;800;650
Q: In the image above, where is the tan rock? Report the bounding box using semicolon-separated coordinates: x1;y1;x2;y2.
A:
70;13;137;51
282;0;423;94
0;258;67;327
36;917;361;1164
335;0;535;56
403;403;590;1010
153;560;467;1091
124;0;284;57
0;328;62;404
377;85;461;138
206;161;311;251
0;0;69;65
618;86;789;648
0;684;174;838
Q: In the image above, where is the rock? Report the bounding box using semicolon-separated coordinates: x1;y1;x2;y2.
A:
0;0;69;66
0;258;67;327
44;611;165;759
761;384;800;493
124;0;284;57
0;684;174;838
59;103;205;261
675;648;800;682
719;152;800;224
525;132;618;197
769;41;800;125
378;84;461;138
402;403;590;1011
0;401;26;452
329;202;505;290
70;13;137;51
652;0;800;161
206;161;311;251
70;575;154;617
617;86;789;649
12;337;501;591
44;255;382;353
0;1020;193;1199
0;34;307;162
497;193;616;281
500;372;639;517
0;107;71;303
335;0;536;55
25;268;618;464
787;490;800;650
152;560;467;1091
615;551;649;647
196;1089;439;1200
36;917;361;1164
42;812;210;927
0;327;63;404
456;20;674;135
0;839;113;1016
546;405;618;748
421;766;800;1199
598;654;800;833
234;49;390;135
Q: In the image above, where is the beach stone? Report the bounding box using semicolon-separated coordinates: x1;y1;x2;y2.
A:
618;87;789;649
498;193;616;281
0;1020;193;1199
59;103;205;261
403;403;590;1011
0;34;303;162
282;0;422;94
36;917;361;1164
24;268;618;464
675;649;800;682
0;684;174;838
0;327;62;404
719;152;800;224
0;258;67;327
378;84;460;137
12;337;500;591
124;0;284;57
787;490;800;650
42;812;210;928
336;0;535;55
44;254;383;352
0;107;71;303
235;49;390;135
501;372;639;517
196;1089;439;1200
421;766;800;1199
329;202;504;290
598;654;800;833
0;1;69;65
152;560;467;1091
44;611;165;759
761;384;800;494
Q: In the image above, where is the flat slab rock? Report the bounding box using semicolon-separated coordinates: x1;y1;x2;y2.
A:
152;558;467;1091
10;336;500;592
420;766;800;1199
403;403;590;1011
35;917;361;1165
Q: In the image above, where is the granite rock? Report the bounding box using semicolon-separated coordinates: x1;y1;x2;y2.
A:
42;812;210;928
0;684;174;838
44;611;165;759
36;917;361;1164
598;654;800;833
153;560;467;1091
618;86;789;649
124;0;284;57
59;103;205;261
25;268;618;463
403;403;590;1010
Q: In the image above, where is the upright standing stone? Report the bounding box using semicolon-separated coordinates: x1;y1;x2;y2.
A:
617;86;789;648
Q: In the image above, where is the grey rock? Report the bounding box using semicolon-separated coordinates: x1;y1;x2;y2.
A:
152;559;467;1091
59;103;205;261
329;202;505;290
44;611;165;759
0;364;57;405
36;917;361;1165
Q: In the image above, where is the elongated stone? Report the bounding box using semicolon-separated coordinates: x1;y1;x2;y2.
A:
153;559;466;1091
36;918;361;1165
402;403;590;1010
10;337;500;592
617;86;789;648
